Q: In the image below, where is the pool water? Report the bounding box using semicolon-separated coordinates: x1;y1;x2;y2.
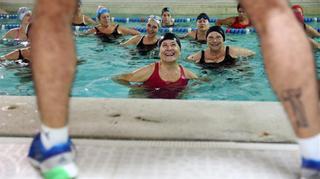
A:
0;19;319;101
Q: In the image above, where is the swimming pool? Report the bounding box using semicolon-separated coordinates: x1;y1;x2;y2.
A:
0;18;319;101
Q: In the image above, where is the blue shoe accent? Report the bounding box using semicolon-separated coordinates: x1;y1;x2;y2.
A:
302;157;320;171
28;133;73;164
28;133;78;178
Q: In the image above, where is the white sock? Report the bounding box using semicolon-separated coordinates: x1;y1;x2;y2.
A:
40;124;69;150
298;133;320;161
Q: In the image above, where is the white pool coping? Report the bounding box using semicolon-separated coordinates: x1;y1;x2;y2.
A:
0;95;296;143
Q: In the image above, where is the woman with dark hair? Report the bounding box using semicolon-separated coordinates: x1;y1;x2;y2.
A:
182;13;210;44
188;26;254;68
216;3;251;29
161;7;175;27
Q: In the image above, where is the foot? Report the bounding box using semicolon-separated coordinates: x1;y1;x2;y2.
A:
28;133;78;179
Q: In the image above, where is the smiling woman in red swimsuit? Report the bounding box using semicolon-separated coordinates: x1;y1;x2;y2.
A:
114;33;198;98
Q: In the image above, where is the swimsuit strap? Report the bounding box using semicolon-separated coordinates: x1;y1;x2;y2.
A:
137;36;145;46
195;30;198;41
94;26;100;33
18;49;24;60
199;50;205;64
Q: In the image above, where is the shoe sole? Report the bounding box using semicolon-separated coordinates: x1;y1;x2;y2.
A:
29;151;78;179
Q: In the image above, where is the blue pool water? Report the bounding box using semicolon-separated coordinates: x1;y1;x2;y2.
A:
0;19;319;101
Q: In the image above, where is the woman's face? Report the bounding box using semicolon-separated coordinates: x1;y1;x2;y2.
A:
207;32;224;51
146;19;159;36
159;39;180;63
22;12;32;24
161;12;171;24
99;13;111;25
237;7;247;19
197;18;209;30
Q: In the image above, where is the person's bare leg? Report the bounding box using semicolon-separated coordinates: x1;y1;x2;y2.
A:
32;0;76;128
240;0;320;177
29;0;78;178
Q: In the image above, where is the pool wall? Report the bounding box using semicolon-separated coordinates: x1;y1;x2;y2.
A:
1;0;320;15
0;96;296;143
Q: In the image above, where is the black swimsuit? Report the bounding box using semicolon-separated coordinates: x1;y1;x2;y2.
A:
198;46;236;68
136;36;158;53
95;24;122;42
72;22;86;26
72;15;87;26
162;22;175;28
195;30;207;44
15;49;30;66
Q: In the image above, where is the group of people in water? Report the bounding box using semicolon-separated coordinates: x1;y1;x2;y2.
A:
0;2;319;98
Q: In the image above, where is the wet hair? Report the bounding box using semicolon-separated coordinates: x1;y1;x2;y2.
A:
158;32;181;49
161;7;172;15
196;13;209;21
206;26;225;41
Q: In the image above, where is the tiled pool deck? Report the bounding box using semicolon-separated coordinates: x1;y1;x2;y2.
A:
0;96;302;178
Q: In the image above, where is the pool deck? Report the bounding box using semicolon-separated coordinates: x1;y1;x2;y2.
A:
0;95;302;178
0;137;300;179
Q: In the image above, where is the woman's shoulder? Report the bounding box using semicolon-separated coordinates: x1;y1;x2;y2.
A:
187;50;203;62
181;66;198;79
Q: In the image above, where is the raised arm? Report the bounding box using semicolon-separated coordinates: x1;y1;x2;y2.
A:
84;15;97;25
0;47;30;61
305;24;320;38
121;35;142;46
113;64;154;84
2;29;17;40
187;51;202;62
118;26;140;36
229;46;255;58
216;17;235;26
180;31;193;39
78;27;96;36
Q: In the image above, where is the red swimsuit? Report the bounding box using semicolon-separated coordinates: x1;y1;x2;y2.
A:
143;62;188;89
230;17;251;29
143;62;189;99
